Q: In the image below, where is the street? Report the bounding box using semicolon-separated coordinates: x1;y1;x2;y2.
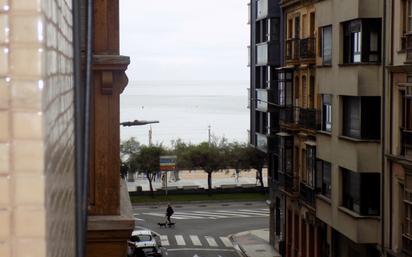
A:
132;201;269;257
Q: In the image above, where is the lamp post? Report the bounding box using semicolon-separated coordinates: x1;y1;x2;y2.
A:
120;119;159;182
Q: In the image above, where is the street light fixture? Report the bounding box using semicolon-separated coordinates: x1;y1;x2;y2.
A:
120;120;159;127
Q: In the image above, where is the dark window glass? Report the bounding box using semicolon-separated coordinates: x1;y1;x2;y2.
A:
342;168;380;215
342;96;380;140
306;146;316;188
277;136;293;174
343;97;361;138
316;159;331;198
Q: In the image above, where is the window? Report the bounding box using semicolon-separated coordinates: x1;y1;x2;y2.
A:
277;135;293;174
409;0;412;32
342;96;381;140
403;173;412;253
343;19;381;64
401;80;412;157
322;95;332;132
306;145;316;188
275;69;293;106
341;168;380;216
320;26;332;65
316;159;331;198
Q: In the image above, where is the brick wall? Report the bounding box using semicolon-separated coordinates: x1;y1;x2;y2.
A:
0;0;75;257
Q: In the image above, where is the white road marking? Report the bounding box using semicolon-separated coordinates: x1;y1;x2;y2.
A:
236;209;270;216
214;210;253;217
175;235;186;246
166;248;235;252
134;218;145;221
219;236;233;247
190;211;230;218
205;236;218;247
189;235;202;246
160;235;169;246
171;215;204;220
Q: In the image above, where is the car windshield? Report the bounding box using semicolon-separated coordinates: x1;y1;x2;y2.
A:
130;234;152;242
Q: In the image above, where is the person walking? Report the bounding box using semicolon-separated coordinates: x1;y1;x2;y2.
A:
166;204;174;224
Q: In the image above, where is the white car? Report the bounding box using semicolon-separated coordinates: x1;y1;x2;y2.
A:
128;230;164;257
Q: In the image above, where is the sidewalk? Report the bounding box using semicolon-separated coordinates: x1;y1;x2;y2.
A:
230;229;281;257
127;169;268;192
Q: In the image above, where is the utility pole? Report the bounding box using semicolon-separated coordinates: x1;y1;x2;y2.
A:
208;125;211;145
149;126;152;146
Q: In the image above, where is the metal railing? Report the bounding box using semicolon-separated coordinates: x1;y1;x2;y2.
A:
300;37;316;59
285;173;299;193
299;108;321;130
286;38;300;61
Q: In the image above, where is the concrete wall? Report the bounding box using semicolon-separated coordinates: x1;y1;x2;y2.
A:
0;0;75;257
314;0;383;246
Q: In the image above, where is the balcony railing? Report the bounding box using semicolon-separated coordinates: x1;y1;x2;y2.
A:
286;38;300;61
298;108;321;130
279;107;295;124
406;33;412;63
401;128;412;157
300;37;316;59
300;182;316;206
284;173;299;193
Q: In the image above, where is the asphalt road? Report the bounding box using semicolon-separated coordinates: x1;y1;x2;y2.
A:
132;201;269;257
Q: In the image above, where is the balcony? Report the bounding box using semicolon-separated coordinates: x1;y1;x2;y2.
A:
256;42;280;66
286;38;300;62
300;37;316;60
279;107;295;124
401;128;412;158
284;173;299;194
300;182;316;206
298;108;320;131
256;0;280;20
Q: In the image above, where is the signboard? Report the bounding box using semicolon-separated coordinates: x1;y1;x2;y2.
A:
160;155;177;171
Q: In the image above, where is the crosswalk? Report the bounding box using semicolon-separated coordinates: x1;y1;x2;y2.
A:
139;208;269;220
159;234;233;248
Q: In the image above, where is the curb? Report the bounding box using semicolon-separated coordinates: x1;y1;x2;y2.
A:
229;234;249;257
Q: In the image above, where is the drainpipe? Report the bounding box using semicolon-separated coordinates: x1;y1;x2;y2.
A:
73;0;86;256
389;0;395;250
73;0;93;255
381;0;387;253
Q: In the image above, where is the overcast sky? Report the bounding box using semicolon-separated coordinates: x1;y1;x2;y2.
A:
119;0;249;81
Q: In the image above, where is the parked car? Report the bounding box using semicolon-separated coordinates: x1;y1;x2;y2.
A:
128;230;164;257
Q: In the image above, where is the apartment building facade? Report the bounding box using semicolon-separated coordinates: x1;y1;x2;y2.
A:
249;0;283;252
250;0;384;256
384;0;412;256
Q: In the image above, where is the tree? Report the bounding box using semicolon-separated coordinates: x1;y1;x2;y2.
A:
129;145;164;196
225;142;250;177
120;137;141;161
190;142;225;194
245;147;267;189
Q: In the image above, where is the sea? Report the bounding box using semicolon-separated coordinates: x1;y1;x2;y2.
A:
120;81;250;146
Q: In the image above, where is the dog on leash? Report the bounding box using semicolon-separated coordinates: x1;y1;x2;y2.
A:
157;222;167;228
167;222;175;228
